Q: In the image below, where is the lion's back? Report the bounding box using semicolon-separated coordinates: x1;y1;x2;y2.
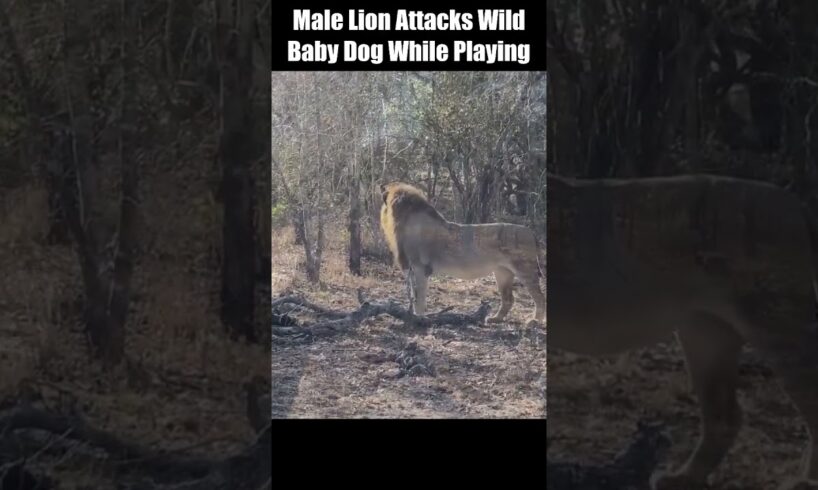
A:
424;222;540;278
380;182;543;277
549;173;816;315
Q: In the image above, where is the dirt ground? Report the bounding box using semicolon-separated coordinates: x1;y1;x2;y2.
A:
548;342;811;489
0;184;269;489
272;225;546;419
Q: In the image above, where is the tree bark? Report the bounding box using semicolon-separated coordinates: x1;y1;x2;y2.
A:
348;168;362;276
105;0;139;365
61;0;129;366
303;209;323;283
216;0;257;341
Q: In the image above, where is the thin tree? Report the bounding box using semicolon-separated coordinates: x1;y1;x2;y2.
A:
216;0;257;341
56;0;138;366
348;121;362;276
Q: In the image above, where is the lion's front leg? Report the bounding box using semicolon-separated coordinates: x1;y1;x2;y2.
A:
487;267;514;324
413;270;428;316
404;269;416;314
404;267;429;316
652;316;744;490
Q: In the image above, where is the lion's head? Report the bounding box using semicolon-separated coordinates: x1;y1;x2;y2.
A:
379;182;446;270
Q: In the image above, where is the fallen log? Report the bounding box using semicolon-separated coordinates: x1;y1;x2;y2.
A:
272;289;492;341
0;406;270;489
0;461;52;489
547;420;671;490
271;295;346;319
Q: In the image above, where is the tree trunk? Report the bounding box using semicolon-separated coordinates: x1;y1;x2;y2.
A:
302;209;323;283
0;1;68;243
57;0;138;366
217;0;257;342
107;0;139;365
63;1;116;365
292;210;306;246
348;174;362;275
477;168;495;223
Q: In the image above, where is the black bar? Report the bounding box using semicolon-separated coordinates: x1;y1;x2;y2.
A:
271;5;546;71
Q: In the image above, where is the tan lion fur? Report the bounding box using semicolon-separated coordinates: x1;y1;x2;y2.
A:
379;182;544;327
548;173;818;490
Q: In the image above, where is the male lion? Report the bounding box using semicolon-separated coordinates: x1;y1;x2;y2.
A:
548;173;818;490
379;182;544;327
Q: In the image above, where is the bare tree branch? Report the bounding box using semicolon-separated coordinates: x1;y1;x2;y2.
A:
0;406;270;489
272;292;492;341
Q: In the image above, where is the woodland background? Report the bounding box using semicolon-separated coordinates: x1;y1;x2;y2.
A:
547;1;818;488
272;72;547;282
0;1;271;488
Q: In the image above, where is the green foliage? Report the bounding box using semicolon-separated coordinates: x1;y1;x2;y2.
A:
271;202;288;227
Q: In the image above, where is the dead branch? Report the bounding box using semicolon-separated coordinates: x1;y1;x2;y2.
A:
0;407;212;479
0;406;270;489
272;291;492;342
271;295;347;319
548;421;670;490
271;311;297;326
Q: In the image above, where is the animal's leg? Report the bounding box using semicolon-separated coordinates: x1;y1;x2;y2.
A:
413;268;429;316
738;320;818;490
404;269;416;314
652;313;743;490
487;267;514;324
516;265;545;329
774;347;818;487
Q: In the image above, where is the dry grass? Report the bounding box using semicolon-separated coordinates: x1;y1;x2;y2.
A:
0;184;49;247
548;343;810;489
272;220;546;419
0;179;269;488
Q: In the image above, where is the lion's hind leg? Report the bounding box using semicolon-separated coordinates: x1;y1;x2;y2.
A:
404;269;416;314
405;266;429;316
412;267;429;316
487;267;514;324
739;319;818;489
513;262;544;329
651;312;743;490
